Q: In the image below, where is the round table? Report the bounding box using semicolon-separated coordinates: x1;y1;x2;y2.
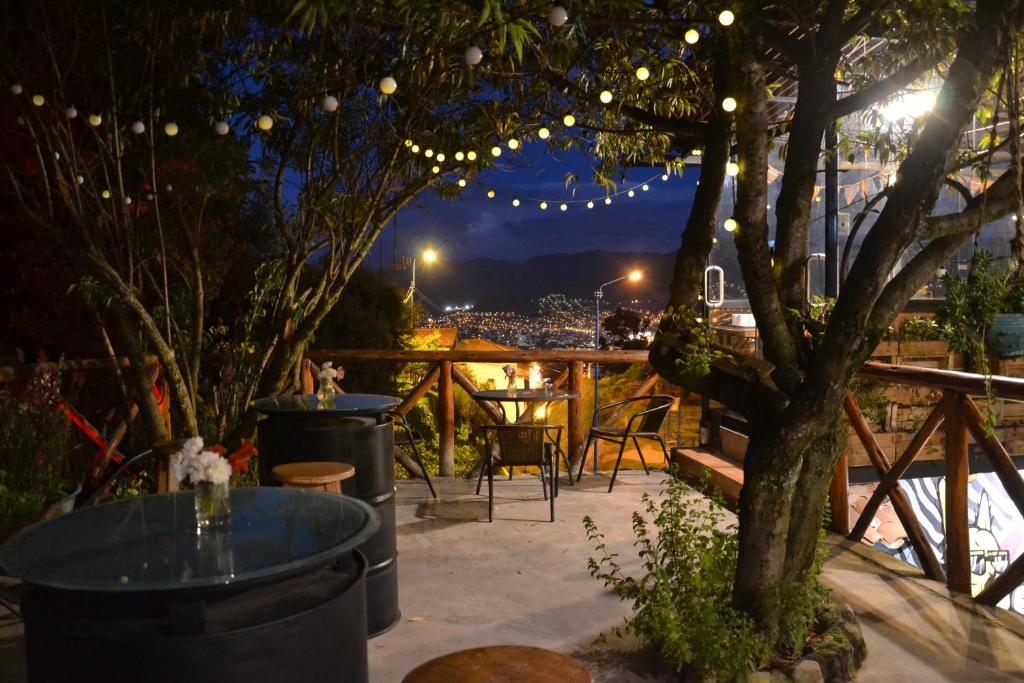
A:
1;488;379;683
254;392;402;636
472;389;580;422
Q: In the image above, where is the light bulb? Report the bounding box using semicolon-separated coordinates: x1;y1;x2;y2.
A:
457;178;466;187
692;148;702;156
563;114;575;127
719;10;735;26
321;95;339;112
487;189;495;198
163;122;179;137
685;29;700;44
628;189;635;197
411;144;420;153
379;76;397;95
124;196;132;205
436;152;445;162
31;94;44;106
512;198;520;206
599;90;613;104
661;174;669;181
10;84;22;95
507;138;520;150
131;121;145;134
76;175;84;185
65;106;77;118
432;165;440;173
491;146;502;157
721;97;737;112
548;6;568;26
540;201;548;210
635;66;650;81
560;203;568;211
538;127;550;139
642;184;649;191
257;115;273;131
455;151;464;160
404;139;413;147
101;190;111;199
467;150;477;160
587;201;594;209
604;197;612;205
726;161;739;176
424;148;434;157
88;114;102;126
724;218;738;232
215;121;230;135
464;46;483;66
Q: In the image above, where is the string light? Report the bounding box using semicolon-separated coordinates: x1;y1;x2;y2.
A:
507;138;520;150
538;127;550;139
164;122;179;137
491;146;502;157
560;203;567;211
540;201;548;209
719;10;735;26
513;198;520;206
635;66;650;81
10;84;22;95
548;6;568;26
124;196;132;205
642;184;649;191
432;165;440;173
257;115;273;131
627;189;635;197
692;148;702;156
724;218;738;232
464;46;483;66
599;90;613;104
88;114;102;126
661;174;669;181
404;139;413;147
563;114;575;127
487;189;495;198
321;95;339;112
457;178;466;187
31;94;44;106
411;144;420;153
721;97;737;112
587;201;594;208
726;161;739;176
436;152;445;162
131;121;145;134
467;150;477;160
604;197;612;205
424;148;434;157
215;121;230;135
379;76;397;95
455;151;464;161
684;29;700;44
65;106;77;119
101;190;111;199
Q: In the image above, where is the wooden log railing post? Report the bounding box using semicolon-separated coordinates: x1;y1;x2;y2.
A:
942;390;971;595
396;362;441;416
451;365;505;425
437;360;455;477
568;360;585;470
828;450;850;535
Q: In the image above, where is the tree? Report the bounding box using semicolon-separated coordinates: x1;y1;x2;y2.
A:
602;308;652;349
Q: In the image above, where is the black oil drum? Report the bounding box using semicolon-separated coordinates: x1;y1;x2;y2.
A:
258;414;399;636
22;551;369;683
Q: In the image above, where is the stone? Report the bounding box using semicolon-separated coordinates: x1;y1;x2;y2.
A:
791;659;824;683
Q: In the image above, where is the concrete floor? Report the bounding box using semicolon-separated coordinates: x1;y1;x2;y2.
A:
3;470;1024;681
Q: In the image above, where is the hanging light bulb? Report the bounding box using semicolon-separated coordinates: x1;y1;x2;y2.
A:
424;148;434;158
131;121;145;134
9;84;22;95
718;10;735;26
163;122;179;137
721;97;737;112
724;218;738;232
65;106;77;119
604;197;612;205
76;175;84;185
507;138;520;150
692;148;702;156
540;201;548;210
88;114;102;126
432;165;440;173
587;200;594;208
628;189;635;197
404;139;413;147
599;90;613;104
101;190;111;199
684;29;700;44
31;94;45;106
563;114;575;127
512;198;520;206
538;127;550;139
257;115;273;131
548;6;568;26
491;146;502;157
464;46;483;66
455;151;465;161
487;189;495;198
560;203;568;211
215;121;230;135
321;95;339;112
661;173;669;181
124;196;132;205
379;76;397;95
411;144;420;153
635;66;650;81
726;161;739;176
436;152;445;162
457;178;466;187
642;184;649;191
467;150;477;160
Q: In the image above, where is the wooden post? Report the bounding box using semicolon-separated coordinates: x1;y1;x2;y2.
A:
828;450;850;535
568;360;585;471
943;390;971;594
437;360;455;477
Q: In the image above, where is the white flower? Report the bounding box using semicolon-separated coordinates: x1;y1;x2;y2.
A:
170;453;190;483
171;436;206;483
318;361;337;381
196;451;232;484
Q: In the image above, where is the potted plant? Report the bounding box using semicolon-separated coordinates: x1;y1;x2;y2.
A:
0;369;76;542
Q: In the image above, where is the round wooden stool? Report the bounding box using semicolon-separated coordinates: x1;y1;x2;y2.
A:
402;645;592;683
271;461;355;494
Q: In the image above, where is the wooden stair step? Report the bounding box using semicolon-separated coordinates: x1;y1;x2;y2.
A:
671;447;744;504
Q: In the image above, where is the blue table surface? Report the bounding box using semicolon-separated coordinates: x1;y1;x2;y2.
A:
252;393;399;416
0;488;378;594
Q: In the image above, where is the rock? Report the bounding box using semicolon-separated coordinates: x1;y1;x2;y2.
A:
791;659;824;683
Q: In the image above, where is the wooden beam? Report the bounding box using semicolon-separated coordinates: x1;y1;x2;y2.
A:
959;394;1024;522
943;390;971;595
843;393;946;582
828;450;850;535
848;402;944;542
451;365;505;425
976;551;1024;606
396;362;441;416
437;360;455;477
567;360;585;470
858;362;1024;401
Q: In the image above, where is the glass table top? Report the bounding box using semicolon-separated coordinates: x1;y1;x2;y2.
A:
252;393;399;416
472;389;580;402
0;488;378;594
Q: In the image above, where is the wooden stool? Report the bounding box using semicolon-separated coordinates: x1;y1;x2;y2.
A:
271;461;355;494
402;645;592;683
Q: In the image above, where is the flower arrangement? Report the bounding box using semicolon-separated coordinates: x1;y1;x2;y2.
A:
172;437;256;485
319;362;338;381
502;364;518;395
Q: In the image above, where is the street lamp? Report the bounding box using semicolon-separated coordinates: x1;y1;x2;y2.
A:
591;269;643;473
404;248;439;307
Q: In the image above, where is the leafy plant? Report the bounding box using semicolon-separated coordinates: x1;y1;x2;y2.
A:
663;306;722;388
898;316;943;342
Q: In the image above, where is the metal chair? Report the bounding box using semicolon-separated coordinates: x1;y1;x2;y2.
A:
391;412;437;498
476;424;560;522
576;395;674;492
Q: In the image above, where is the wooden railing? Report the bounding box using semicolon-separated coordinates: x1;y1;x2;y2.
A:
306;349;653;476
840;361;1024;605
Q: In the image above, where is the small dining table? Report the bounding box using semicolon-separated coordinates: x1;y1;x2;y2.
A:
471;388;580;423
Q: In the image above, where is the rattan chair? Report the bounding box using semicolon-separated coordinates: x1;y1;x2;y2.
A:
476;424;560;522
576;395;674;492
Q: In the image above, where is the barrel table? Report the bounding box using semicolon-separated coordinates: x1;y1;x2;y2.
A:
0;488;379;683
254;393;401;636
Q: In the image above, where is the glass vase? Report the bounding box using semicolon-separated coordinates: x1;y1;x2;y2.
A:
317;377;336;409
194;480;230;531
506;376;517;397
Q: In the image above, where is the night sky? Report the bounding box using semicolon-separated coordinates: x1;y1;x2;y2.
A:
382;144;698;264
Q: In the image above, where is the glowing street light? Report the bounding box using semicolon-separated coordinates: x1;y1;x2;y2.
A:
404;248;439;306
422;248;438;264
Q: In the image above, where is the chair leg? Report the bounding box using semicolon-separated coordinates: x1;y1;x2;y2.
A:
550;452;556;522
632;436;650;475
476;455;486;495
487;453;494;523
655;435;671;468
540;459;548;501
576;433;594;482
408;441;437;498
608;439;628;493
